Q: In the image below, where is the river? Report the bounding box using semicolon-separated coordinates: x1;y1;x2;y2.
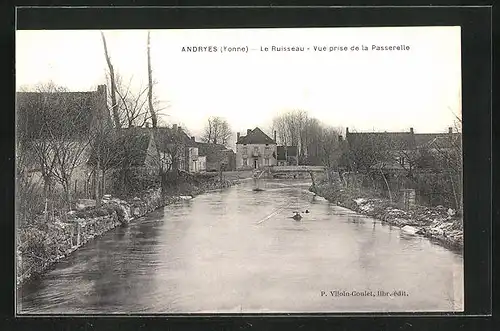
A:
18;179;463;314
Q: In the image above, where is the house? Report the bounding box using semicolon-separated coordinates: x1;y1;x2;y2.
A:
276;146;299;166
88;127;160;193
154;124;194;173
185;136;206;173
196;142;235;171
344;127;462;173
235;127;277;169
16;84;111;196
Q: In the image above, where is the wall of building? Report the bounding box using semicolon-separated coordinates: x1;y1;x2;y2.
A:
199;156;207;172
144;136;160;175
236;143;277;169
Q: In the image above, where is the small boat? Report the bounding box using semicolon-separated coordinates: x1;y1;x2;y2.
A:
291;212;302;221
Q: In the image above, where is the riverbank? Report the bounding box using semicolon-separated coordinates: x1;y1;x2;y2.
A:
310;184;463;252
17;172;239;288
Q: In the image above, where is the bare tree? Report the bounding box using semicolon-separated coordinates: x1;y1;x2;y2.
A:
147;31;158;128
426;123;463;213
17;83;95;210
202;116;232;146
17;83;68;211
272;109;309;158
101;32;120;129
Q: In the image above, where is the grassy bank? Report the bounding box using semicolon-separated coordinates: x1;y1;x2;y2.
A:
310;184;463;252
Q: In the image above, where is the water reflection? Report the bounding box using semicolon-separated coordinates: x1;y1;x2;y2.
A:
19;179;463;313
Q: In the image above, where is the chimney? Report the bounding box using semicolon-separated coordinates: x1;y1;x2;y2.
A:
247;129;252;135
237;132;240;140
410;127;414;134
448;127;453;134
178;126;182;132
97;84;106;94
338;135;343;142
274;130;277;142
173;124;178;131
346;127;349;136
191;136;195;141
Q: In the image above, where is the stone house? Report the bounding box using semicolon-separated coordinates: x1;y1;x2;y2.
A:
16;84;111;198
196;142;235;171
88;127;160;193
236;127;277;170
155;124;193;173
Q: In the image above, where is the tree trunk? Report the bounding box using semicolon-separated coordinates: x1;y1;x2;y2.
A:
147;31;158;128
309;171;316;191
380;168;393;203
450;172;459;212
63;181;71;211
101;32;121;129
95;158;101;208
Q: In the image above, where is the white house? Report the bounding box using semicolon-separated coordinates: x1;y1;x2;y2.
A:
235;127;278;170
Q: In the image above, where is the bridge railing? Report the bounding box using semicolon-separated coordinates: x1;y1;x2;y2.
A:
270;165;325;172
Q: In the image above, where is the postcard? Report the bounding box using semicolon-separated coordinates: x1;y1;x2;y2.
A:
16;26;463;314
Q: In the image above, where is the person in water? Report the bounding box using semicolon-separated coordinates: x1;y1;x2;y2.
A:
305;209;309;213
292;212;302;221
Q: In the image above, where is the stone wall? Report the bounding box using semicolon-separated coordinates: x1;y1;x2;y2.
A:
17;213;121;286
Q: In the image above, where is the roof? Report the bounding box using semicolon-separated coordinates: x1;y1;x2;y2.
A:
196;142;228;162
154;126;195;153
414;133;461;150
237;127;276;145
346;131;415;151
16;87;110;142
277;146;298;160
88;128;153;168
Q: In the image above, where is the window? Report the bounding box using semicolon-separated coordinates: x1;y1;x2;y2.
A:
264;158;269;166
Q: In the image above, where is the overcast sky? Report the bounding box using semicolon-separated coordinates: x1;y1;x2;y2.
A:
16;27;461;139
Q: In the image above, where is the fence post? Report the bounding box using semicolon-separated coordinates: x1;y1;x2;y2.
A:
76;223;81;246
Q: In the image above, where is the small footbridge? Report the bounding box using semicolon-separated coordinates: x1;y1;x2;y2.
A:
252;166;328;190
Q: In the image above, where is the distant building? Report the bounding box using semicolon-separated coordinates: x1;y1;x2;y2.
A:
16;84;111;196
344;127;462;173
88;127;160;193
196;142;235;171
155;124;195;173
235;127;277;169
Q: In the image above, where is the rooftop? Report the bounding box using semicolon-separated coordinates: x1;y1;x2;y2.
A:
236;127;276;145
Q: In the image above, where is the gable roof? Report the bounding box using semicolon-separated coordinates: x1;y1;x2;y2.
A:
237;127;276;145
346;131;415;151
414;133;461;150
154;126;195;153
196;142;228;162
16;86;110;142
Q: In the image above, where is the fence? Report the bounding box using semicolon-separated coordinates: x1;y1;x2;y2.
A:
341;171;460;210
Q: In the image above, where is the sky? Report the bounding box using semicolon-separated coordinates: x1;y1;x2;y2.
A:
16;27;461;140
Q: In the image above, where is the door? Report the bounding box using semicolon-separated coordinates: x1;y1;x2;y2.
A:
254;159;257;169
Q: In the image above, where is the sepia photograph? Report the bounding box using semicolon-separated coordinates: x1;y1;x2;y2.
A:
15;26;463;314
